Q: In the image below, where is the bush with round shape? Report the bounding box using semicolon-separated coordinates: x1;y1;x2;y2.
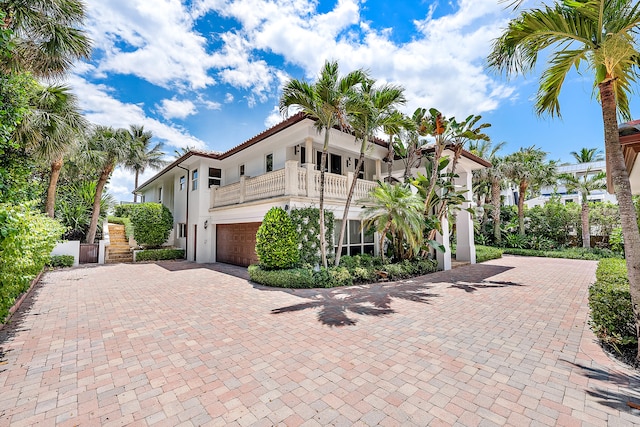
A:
255;207;299;269
130;203;173;248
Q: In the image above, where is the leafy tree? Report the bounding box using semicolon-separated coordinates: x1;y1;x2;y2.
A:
570;147;604;163
503;146;556;235
82;126;132;243
1;0;91;78
123;125;166;202
470;140;507;244
335;78;406;265
255;207;299;269
360;183;424;261
560;168;607;248
16;84;86;217
280;61;368;268
488;0;640;358
130;202;173;248
394;108;431;183
56;180;115;241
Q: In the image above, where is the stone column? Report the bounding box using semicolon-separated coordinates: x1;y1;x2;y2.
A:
436;214;452;271
455;171;475;263
304;137;313;165
239;176;246;203
285;160;299;196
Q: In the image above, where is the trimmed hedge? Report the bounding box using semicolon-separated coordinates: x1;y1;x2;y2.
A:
476;245;503;263
135;248;185;262
588;258;636;350
0;203;64;323
47;255;74;268
108;215;134;240
501;247;621;260
249;256;438;288
255;207;299;269
130;203;173;248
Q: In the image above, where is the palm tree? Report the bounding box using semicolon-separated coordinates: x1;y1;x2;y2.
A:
560;168;607;248
503;146;556;235
570;147;604;163
83;126;132;244
280;61;368;267
488;0;640;358
16;84;87;217
470;140;507;244
382;111;413;182
123;125;166;202
360;183;424;261
334;79;406;265
1;0;92;78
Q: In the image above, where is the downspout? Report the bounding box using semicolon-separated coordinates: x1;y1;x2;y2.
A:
176;164;189;260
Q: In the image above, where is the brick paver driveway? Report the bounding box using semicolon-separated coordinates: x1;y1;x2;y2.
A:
1;256;639;426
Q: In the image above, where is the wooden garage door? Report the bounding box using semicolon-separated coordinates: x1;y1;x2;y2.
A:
216;223;261;267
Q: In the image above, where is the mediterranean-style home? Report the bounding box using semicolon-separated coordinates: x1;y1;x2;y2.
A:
134;113;489;270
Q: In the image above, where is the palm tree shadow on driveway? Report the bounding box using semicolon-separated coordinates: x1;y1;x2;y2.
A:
257;263;518;327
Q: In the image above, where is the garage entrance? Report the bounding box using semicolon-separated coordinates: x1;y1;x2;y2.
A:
216;222;261;267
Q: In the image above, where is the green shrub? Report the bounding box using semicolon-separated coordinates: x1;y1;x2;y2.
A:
502;247;621;260
108;215;134;240
248;265;315;288
47;255;74;268
475;245;503;263
135;248;185;262
255;207;299;269
0;203;64;323
130;203;173;248
589;258;636;351
504;233;528;249
113;204;136;218
289;208;335;266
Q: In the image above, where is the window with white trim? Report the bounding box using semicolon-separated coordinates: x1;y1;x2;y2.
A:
334;220;375;256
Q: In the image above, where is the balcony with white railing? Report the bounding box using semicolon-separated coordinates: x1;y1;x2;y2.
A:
210;160;379;209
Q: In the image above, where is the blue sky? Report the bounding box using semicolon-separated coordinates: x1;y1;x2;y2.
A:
70;0;639;202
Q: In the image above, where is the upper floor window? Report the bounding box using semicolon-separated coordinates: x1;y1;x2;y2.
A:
192;169;198;191
157;187;163;203
354;158;364;179
266;153;273;172
209;168;221;187
239;164;245;176
179;175;185;191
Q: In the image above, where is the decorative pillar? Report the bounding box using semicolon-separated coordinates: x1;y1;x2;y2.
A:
375;159;382;180
239;176;246;203
306;163;317;198
304;137;313;164
455;171;476;263
285;160;299;196
436;214;452;270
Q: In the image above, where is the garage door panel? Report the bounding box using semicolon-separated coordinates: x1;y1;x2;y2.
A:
216;223;261;267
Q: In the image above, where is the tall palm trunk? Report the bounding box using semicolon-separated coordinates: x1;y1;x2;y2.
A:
581;198;590;248
491;177;501;244
335;151;365;266
86;164;113;243
318;131;330;268
46;156;64;218
133;170;140;203
387;135;394;181
517;181;527;235
600;79;640;360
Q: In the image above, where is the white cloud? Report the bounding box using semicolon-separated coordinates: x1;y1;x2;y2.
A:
157;97;197;120
264;105;284;128
67;73;206;150
224;93;234;103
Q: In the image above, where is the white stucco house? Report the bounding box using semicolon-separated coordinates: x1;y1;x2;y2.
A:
616;119;640;194
134;113;489;270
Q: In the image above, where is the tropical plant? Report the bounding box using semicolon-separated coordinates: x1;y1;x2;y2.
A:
560;168;607;248
488;0;640;359
470;140;506;243
130;202;173;248
55;180;114;241
0;0;91;78
16;84;87;217
503;146;556;235
255;207;299;269
280;60;368;267
123;125;166;202
82;126;132;244
570;147;604;163
335;78;406;265
360;182;424;261
393;108;431;183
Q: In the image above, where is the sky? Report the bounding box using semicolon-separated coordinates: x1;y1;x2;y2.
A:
69;0;640;202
